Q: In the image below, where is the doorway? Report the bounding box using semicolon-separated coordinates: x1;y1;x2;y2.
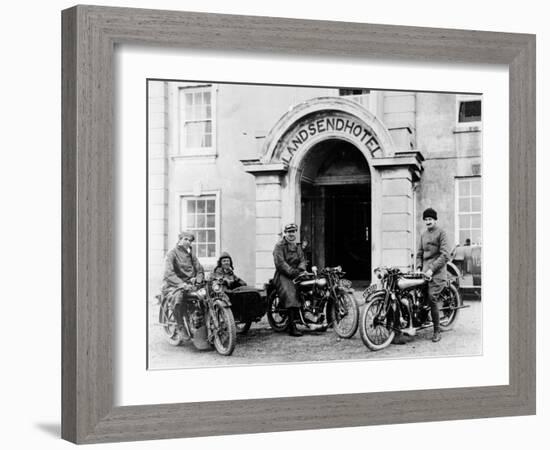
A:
299;139;371;283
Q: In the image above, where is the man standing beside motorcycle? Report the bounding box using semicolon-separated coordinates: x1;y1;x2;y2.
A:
162;231;205;339
273;223;307;337
416;208;450;343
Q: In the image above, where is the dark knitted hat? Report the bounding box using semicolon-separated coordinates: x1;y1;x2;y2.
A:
422;208;438;220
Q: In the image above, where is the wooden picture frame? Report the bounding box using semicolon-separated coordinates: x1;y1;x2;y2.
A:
61;5;536;444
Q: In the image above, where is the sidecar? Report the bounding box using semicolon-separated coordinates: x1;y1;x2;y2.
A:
226;286;267;334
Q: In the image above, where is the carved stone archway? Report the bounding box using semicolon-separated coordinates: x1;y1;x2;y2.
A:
242;97;423;285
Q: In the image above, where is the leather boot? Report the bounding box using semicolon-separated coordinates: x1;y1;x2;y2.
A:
288;308;303;337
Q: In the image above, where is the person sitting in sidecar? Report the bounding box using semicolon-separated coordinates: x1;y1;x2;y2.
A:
213;251;266;334
213;252;247;291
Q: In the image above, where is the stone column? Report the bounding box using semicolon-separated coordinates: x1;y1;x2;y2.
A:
379;167;415;271
242;162;287;287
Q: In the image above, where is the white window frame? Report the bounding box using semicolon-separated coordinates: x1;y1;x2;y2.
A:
178;191;221;266
454;176;482;246
168;82;217;160
455;94;482;130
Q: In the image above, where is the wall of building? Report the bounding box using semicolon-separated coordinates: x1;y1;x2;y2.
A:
414;92;482;247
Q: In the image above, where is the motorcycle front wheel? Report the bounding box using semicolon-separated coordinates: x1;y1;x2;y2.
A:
359;293;394;351
210;301;237;356
158;301;187;346
266;291;289;332
331;292;359;339
439;284;462;331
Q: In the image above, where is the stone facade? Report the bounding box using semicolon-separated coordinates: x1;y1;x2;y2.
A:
148;82;482;292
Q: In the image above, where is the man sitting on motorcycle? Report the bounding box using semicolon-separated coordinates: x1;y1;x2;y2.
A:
162;231;205;339
416;207;450;343
213;251;247;291
273;223;307;337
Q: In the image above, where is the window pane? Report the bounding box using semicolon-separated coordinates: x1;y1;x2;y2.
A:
459;230;470;244
458;181;469;196
197;230;207;242
471;197;482;212
198;244;207;257
185;93;193;107
187;200;196;213
207;230;216;243
197;215;206;228
206;200;215;213
471;178;481;195
186;213;196;228
207;244;216;257
206;214;215;228
458;100;481;123
471;214;481;228
204;91;211;104
459;215;470;228
459;198;470;212
197;201;206;213
203;134;212;147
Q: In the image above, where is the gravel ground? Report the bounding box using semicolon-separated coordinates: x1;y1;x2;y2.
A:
147;293;482;370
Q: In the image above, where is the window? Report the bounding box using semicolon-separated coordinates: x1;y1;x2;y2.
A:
180;194;219;259
179;85;214;153
458;100;481;123
456;95;482;125
455;177;482;245
339;88;370;96
339;88;371;108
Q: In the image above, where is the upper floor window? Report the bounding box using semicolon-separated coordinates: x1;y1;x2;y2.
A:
339;88;370;96
178;85;215;154
456;95;482;126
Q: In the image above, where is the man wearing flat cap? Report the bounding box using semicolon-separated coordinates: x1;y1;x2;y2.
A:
273;223;307;337
415;208;450;343
162;231;205;337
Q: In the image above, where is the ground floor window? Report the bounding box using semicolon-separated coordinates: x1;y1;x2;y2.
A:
179;193;219;258
455;177;482;245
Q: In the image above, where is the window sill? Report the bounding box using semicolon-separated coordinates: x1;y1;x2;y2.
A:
170;151;217;163
453;124;482;134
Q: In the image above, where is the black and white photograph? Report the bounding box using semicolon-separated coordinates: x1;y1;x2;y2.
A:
147;80;483;369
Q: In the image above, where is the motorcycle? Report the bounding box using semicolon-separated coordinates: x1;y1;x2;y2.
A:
266;266;359;338
158;276;237;356
359;266;467;351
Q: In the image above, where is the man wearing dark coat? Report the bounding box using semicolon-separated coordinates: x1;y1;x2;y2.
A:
162;231;205;337
416;207;450;343
273;223;307;337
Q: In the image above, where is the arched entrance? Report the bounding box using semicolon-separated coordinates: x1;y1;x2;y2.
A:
242;97;424;287
300;139;371;281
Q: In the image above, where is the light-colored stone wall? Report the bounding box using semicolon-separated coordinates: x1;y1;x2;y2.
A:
148;81;169;295
414;93;482;247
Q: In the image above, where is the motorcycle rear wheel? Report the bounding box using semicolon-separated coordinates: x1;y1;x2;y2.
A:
439;284;462;331
210;301;237;356
266;291;290;332
359;293;394;351
332;292;359;339
159;301;187;346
